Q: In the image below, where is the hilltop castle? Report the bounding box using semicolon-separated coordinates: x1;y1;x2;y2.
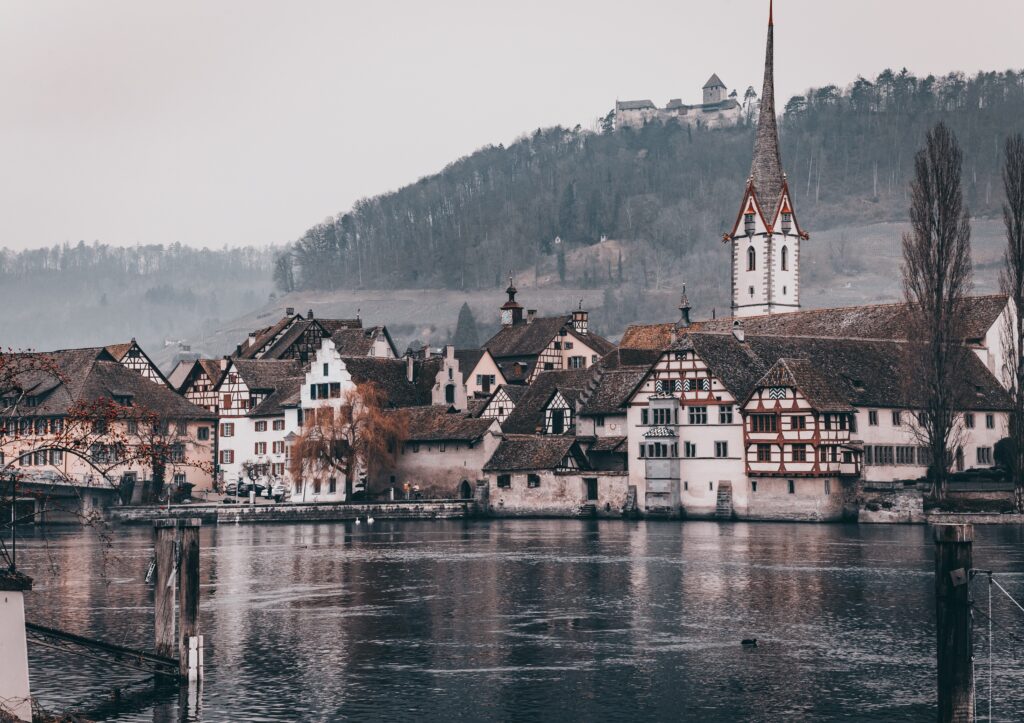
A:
614;74;758;131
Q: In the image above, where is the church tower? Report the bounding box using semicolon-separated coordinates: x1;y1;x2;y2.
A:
725;0;807;318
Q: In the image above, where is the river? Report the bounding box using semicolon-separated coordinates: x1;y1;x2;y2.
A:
13;520;1024;721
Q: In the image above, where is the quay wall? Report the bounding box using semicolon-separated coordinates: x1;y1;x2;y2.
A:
108;500;475;525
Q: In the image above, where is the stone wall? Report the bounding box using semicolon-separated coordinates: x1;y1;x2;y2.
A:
108;500;474;525
486;471;630;518
858;483;926;524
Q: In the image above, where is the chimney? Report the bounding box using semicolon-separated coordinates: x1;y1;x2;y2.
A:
220;357;229;370
527;309;536;325
307;309;314;320
286;307;295;316
732;320;745;342
247;332;257;347
572;300;588;335
445;344;454;359
406;355;415;383
235;344;243;356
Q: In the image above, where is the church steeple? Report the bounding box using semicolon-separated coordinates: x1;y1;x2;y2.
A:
725;0;806;319
750;0;785;224
500;272;524;326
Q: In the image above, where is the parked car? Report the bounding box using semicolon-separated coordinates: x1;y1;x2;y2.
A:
225;481;237;496
271;483;287;503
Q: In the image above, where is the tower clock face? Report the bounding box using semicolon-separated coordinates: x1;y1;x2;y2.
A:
501;309;513;325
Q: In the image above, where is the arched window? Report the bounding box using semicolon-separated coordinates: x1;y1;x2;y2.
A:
780;246;788;271
747;246;756;271
445;384;455;404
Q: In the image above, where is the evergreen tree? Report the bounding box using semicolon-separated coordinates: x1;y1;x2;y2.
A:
452;302;480;348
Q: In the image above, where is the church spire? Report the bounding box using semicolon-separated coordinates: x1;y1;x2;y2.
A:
750;0;785;223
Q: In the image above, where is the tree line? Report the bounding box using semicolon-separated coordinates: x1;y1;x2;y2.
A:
275;68;1024;294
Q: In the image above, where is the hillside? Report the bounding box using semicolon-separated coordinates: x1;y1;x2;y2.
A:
277;67;1024;322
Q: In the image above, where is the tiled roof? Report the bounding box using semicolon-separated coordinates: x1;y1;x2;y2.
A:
678;332;1011;412
589;436;627;453
483;315;616;361
230;359;303;391
754;358;854;412
5;348;215;420
399;406;497;443
501;369;593;435
331;327;384;357
579;368;649;416
342;357;434;408
483;435;588;472
620;296;1009;350
616;99;656;110
250;376;303;417
704;73;725;89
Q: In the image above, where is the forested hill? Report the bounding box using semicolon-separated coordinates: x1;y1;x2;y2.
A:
277;68;1024;293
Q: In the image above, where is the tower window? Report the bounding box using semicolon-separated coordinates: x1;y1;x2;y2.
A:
747;246;756;271
780;245;788;271
783;286;787;295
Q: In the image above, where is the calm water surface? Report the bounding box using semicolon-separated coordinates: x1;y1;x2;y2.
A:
15;520;1024;721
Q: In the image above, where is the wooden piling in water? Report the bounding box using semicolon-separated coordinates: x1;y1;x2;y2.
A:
177;519;201;680
153;521;178;662
933;523;974;723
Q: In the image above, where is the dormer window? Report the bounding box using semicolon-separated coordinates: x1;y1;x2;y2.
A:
114;395;133;406
24;396;40;407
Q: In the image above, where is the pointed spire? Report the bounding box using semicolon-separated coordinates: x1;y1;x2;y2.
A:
750;0;785;223
677;284;691;329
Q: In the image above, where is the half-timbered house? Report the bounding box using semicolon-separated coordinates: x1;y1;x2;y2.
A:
478;385;527;425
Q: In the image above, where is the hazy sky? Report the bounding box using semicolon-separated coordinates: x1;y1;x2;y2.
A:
2;0;1023;251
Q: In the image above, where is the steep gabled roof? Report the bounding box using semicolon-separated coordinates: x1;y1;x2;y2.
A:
749;3;785;223
501;369;593;434
453;349;484;383
752;358;854;412
342;357;434;408
483;435;589;472
703;73;725;89
249;376;303;417
330;326;393;357
579;368;649;416
483;315;615;361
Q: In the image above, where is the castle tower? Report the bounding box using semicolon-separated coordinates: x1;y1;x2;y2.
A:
703;74;727;105
725;0;807;318
500;273;524;326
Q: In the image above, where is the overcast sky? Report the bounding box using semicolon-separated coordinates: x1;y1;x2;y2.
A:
2;0;1022;251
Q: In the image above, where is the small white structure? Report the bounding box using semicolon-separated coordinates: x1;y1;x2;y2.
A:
0;571;33;722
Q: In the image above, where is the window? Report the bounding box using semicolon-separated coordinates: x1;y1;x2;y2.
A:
497;474;511;488
964;413;975;429
544;363;555;371
790;415;807;430
870;445;894;465
891;411;902;426
641;409;649;425
527;474;540;488
329;477;337;494
709;482;714;491
780;245;788;271
220;422;234;437
595;415;605;428
273;419;285;431
977;447;993;465
219;450;234;464
49;449;63;465
314;479;322;495
412;443;420;453
20;452;31;466
173;473;186;487
272;441;285;454
714;441;728;458
651;408;672;425
868;410;878;426
255;442;267;455
749;286;755;297
197;426;210;441
35;450;47;466
169;444;185;463
751;414;777;433
719;406;734;424
688;407;708;425
272;463;285;476
756;444;772;462
824;479;831;495
751;481;758;493
684;442;697;458
323;363;329;376
986;414;995;429
788;480;795;494
896;446;915;465
223;394;232;409
565;342;574;350
791;444;807;462
747;246;756;271
330;383;341;398
255;421;268;432
568;356;585;369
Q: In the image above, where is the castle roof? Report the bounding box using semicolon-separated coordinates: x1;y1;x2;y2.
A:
703;73;726;89
616;99;656;111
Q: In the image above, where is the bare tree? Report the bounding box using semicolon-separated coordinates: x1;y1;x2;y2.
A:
289;383;407;500
901;122;973;502
999;133;1024;511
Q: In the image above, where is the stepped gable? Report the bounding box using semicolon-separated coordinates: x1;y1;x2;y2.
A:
399;405;495;443
753;358;854;412
579;368;648;416
231;359;303;391
6;347;215;420
483;434;588;472
500;368;592;435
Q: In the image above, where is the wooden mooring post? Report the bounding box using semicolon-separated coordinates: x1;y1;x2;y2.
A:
933;523;974;723
153;519;203;683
